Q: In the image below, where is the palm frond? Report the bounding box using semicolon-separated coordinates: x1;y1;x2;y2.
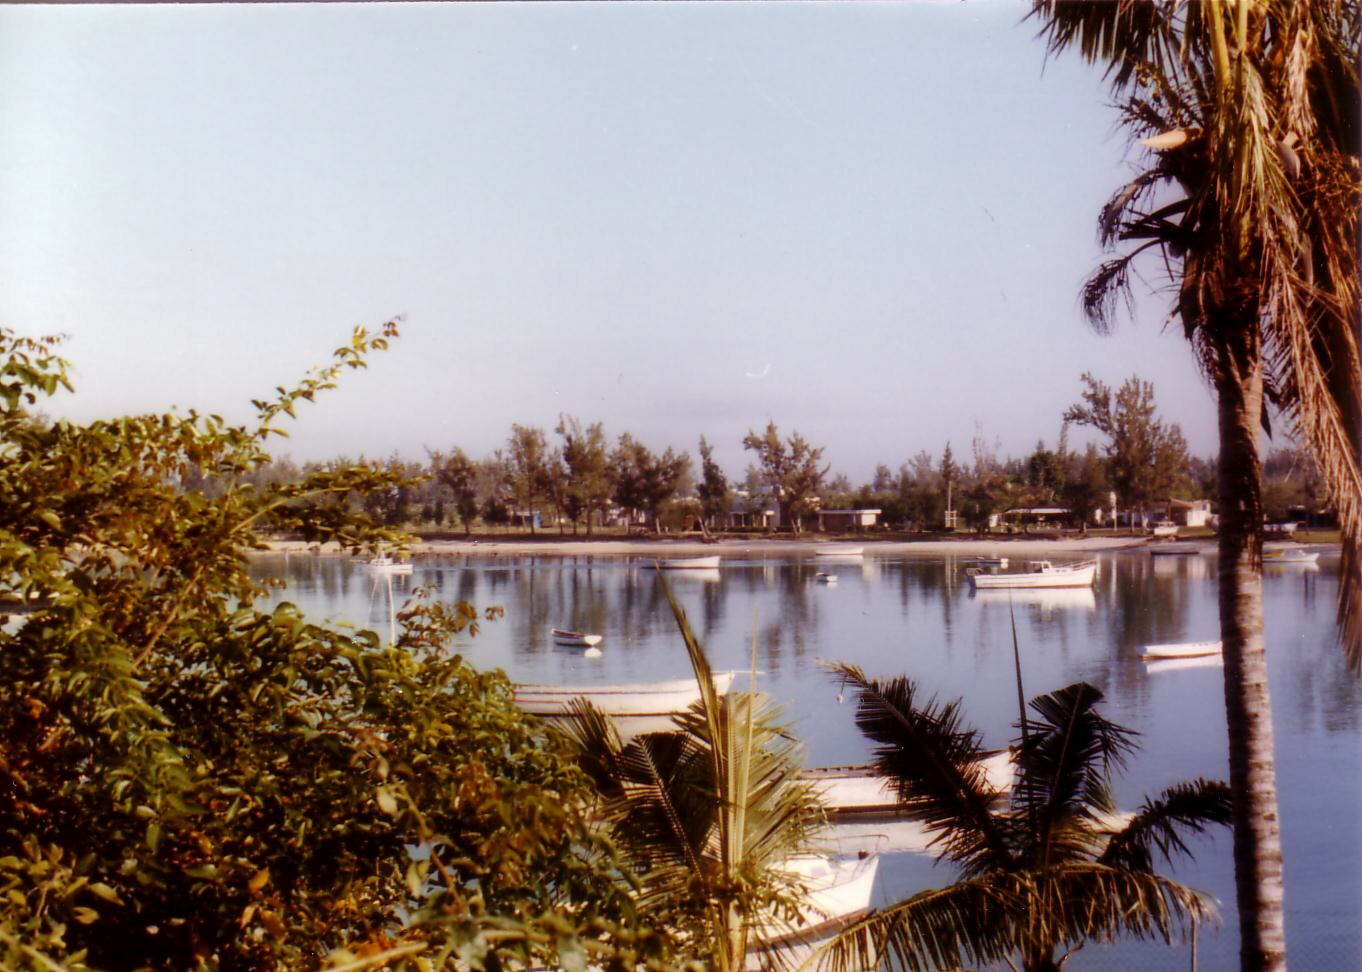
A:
804;874;1021;972
1015;683;1138;865
1100;778;1233;872
822;661;1014;874
807;860;1217;972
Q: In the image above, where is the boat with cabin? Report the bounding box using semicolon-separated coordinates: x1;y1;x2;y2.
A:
967;560;1097;589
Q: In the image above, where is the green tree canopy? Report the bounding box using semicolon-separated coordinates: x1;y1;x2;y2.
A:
741;422;827;534
1064;373;1190;520
0;326;668;971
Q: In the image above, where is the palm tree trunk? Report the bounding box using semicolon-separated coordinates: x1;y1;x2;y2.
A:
1215;336;1287;971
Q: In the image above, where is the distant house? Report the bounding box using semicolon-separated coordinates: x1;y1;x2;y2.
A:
1001;507;1070;529
817;508;881;531
1166;498;1212;527
726;509;777;529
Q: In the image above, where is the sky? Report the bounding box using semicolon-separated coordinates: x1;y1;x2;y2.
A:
0;1;1220;483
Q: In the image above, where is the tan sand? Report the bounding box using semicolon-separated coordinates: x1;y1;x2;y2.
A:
256;535;1154;557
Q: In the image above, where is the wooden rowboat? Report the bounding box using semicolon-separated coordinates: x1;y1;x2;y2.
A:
1139;640;1223;659
550;628;603;648
513;671;736;717
968;560;1096;589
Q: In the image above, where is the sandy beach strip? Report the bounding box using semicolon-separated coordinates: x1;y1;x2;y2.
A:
255;536;1157;557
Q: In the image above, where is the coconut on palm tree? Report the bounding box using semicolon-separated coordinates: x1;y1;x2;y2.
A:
556;582;829;971
1030;3;1360;968
812;663;1232;972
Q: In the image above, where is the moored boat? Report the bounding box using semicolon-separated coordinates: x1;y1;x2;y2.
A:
1151;521;1179;538
550;628;603;648
973;556;1008;568
1138;640;1223;659
362;556;413;576
748;852;880;960
513;671;736;717
814;572;838;585
967;560;1096;589
652;554;722;570
802;750;1014;817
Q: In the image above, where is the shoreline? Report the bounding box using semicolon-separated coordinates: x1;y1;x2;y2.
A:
256;535;1163;557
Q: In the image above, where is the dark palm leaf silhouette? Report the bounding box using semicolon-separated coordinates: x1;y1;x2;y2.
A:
813;663;1231;972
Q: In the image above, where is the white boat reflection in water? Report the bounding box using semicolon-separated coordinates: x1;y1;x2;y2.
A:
668;567;722;583
971;586;1097;612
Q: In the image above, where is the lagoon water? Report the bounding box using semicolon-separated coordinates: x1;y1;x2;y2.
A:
252;549;1359;971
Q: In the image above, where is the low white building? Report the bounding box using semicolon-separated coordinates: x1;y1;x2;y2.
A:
817;508;881;531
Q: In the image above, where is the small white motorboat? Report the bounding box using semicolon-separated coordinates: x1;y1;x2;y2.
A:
652;554;722;570
362;556;413;576
968;560;1097;589
1151;521;1179;538
1139;640;1223;659
513;671;736;717
815;572;838;585
551;628;603;648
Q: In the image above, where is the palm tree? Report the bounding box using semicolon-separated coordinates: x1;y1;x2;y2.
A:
557;581;827;970
813;664;1232;972
1030;3;1360;968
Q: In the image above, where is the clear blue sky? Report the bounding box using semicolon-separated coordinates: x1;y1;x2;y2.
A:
0;1;1217;482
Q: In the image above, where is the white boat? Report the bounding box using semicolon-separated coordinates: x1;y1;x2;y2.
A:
551;628;603;648
362;556;413;576
1139;640;1223;659
652;555;722;570
802;750;1014;817
513;671;736;717
967;560;1096;589
1150;543;1201;556
749;852;880;959
973;556;1008;568
814;544;864;559
1143;655;1224;674
814;572;838;585
1151;521;1179;538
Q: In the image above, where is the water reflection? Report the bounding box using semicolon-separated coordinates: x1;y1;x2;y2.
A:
250;549;1359;971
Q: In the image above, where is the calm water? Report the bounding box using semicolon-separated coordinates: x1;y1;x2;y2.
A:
252;549;1360;971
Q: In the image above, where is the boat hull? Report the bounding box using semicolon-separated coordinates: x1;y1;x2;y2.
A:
514;671;736;717
652;555;722;570
551;628;603;647
1139;640;1223;659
